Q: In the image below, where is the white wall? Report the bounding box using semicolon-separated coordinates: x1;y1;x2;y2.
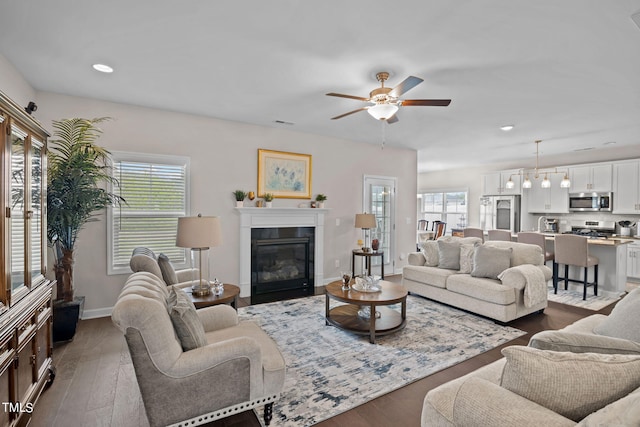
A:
30;91;417;317
0;53;36;108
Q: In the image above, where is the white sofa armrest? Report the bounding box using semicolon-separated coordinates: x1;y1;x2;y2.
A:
167;336;264;392
498;265;551;291
529;330;640;355
175;268;198;283
196;304;240;332
408;252;426;266
451;377;575;427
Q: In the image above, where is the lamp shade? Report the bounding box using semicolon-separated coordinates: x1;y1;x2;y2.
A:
176;215;222;249
367;103;398;121
355;213;376;229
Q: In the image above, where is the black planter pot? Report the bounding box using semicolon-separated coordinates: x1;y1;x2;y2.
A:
52;296;85;342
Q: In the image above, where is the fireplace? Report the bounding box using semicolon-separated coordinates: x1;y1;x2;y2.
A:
251;227;314;304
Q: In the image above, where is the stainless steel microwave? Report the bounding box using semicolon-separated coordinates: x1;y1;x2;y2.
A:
568;192;612;212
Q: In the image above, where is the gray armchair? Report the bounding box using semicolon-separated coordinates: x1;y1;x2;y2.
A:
111;272;285;426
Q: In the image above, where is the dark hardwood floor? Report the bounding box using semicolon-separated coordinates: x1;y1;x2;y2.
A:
29;275;617;427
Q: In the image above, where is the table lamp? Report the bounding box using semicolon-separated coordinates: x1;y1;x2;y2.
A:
176;214;223;296
355;213;376;252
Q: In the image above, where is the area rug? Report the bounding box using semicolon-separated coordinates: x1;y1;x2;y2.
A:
238;294;525;426
547;286;622;311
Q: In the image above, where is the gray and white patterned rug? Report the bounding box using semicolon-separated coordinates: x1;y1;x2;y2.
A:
547;286;622;311
238;294;525;426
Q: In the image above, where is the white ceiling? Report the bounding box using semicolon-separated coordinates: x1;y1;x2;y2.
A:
1;0;640;172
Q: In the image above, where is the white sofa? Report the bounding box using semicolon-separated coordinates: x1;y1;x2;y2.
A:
403;238;551;323
421;289;640;426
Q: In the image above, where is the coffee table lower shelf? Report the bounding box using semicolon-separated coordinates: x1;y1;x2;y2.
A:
326;304;406;344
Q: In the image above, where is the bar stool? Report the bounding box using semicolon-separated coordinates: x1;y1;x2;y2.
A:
517;232;554;265
487;229;512;241
552;234;598;300
463;227;484;242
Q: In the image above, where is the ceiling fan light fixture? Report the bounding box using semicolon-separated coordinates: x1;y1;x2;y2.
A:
367;103;398;121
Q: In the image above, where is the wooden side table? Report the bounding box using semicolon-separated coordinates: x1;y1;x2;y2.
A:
186;284;240;309
352;250;384;279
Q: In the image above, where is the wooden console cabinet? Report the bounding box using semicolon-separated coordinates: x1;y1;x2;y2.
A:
0;90;54;426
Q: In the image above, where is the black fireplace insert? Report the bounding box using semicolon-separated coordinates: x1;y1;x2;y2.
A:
251;227;314;304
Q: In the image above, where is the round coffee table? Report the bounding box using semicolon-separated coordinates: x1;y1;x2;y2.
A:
186;284;240;309
325;280;407;344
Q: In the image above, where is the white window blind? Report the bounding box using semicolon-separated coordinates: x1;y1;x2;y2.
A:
108;153;190;274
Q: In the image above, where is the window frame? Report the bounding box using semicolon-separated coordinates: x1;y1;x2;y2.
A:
417;188;468;234
107;151;190;275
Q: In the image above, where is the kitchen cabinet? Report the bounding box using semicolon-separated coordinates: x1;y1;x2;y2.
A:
526;174;569;213
628;242;640;280
613;161;640;213
0;90;54;426
482;169;521;195
568;163;612;193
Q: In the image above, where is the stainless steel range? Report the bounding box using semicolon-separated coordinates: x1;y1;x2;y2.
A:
564;220;616;239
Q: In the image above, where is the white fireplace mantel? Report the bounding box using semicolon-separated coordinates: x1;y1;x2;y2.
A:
235;207;328;297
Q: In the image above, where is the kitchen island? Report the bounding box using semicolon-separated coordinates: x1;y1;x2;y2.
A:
542;234;631;298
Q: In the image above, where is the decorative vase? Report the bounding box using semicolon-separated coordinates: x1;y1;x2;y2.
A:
265;201;273;208
236;200;244;208
317;201;325;208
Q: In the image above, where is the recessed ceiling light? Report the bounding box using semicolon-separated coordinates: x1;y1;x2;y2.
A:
574;147;594;152
92;63;114;73
500;125;514;131
603;141;617;145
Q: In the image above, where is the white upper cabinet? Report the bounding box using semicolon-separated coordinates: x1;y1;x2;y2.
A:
482;169;521;195
613;161;640;214
526;174;569;213
568;163;612;193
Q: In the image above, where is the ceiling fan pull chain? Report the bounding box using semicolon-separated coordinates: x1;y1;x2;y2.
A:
381;120;386;150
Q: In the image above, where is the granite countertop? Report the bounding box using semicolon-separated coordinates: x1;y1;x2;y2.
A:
539;233;637;246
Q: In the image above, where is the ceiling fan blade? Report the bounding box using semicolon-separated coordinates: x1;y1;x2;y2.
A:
331;107;368;120
401;99;451;107
386;115;399;124
326;92;370;102
388;76;424;98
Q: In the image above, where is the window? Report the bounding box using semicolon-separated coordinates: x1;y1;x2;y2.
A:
417;190;468;233
108;152;190;274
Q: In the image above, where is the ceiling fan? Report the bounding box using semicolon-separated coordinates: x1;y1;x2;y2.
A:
326;72;451;123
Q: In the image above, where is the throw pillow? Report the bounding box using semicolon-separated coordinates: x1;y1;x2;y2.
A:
438;240;460;270
420;240;439;267
458;243;476;274
471;244;512;279
166;287;207;351
593;287;640;343
158;253;178;285
500;346;640;422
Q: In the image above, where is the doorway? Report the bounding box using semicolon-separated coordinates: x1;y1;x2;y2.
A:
363;175;396;275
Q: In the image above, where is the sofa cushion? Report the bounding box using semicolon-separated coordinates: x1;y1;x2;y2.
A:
459;243;476;274
484;241;543;267
402;265;457;289
500;346;640;422
130;253;163;279
419;240;439;266
438;240;461;270
529;330;640;355
446;274;516;305
471;245;512;279
577;386;640;427
593;287;640;343
158;253;178;285
167;287;208;351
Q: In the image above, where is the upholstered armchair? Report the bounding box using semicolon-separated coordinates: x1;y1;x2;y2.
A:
111;272;285;426
129;247;197;287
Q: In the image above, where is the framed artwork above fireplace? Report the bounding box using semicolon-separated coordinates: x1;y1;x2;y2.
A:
258;149;312;199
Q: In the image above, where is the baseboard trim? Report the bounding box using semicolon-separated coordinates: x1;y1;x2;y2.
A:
81;307;112;320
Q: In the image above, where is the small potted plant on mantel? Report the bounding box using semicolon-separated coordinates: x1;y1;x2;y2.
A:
234;190;247;207
263;193;275;208
315;194;327;208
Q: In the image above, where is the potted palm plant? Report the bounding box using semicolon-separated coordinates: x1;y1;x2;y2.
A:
47;117;123;341
233;190;247;207
315;194;327;208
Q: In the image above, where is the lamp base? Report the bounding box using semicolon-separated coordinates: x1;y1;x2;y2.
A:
192;283;212;297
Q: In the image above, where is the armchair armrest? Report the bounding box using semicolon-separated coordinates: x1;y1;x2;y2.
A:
408;252;426;266
452;377;575;427
175;268;198;283
529;330;640;355
197;305;240;332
